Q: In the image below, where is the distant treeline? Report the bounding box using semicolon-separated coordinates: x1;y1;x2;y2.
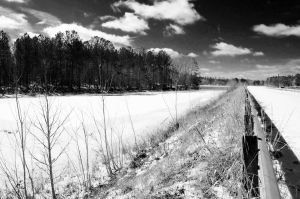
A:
201;77;264;86
0;30;201;94
266;74;300;87
201;77;230;85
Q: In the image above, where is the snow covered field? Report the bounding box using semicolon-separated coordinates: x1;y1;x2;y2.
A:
248;86;300;160
0;89;225;186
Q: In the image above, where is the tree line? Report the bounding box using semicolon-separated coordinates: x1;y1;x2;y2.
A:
201;77;264;86
266;74;300;87
201;77;230;85
0;30;201;94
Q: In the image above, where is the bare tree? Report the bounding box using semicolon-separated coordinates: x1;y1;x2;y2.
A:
82;123;91;190
0;90;35;198
69;120;91;192
0;145;22;198
14;94;29;198
91;93;124;176
31;94;70;199
101;96;113;176
125;98;138;149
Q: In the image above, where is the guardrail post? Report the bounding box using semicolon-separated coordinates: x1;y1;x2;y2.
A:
244;92;254;136
242;136;259;197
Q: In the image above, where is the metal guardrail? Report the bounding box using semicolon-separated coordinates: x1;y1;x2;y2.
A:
246;89;281;199
242;135;259;197
243;90;259;197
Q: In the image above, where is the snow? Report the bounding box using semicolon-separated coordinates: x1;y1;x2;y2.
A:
248;86;300;160
212;186;233;199
0;90;224;187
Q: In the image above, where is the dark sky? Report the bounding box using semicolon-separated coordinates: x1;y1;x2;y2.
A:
1;0;300;79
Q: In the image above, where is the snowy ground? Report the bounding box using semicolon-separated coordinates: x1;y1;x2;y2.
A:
0;89;225;187
248;86;300;160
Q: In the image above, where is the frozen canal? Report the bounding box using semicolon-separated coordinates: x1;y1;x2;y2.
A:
0;89;225;184
248;86;300;161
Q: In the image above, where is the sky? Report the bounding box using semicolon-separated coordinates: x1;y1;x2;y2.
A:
0;0;300;80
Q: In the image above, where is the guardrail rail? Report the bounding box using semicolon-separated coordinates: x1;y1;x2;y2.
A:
243;88;281;199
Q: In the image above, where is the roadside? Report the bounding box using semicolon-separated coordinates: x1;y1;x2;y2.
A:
91;86;245;199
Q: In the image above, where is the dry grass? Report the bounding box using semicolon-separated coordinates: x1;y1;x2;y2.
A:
91;86;246;199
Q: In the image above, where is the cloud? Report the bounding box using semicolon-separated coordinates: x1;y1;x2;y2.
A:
102;12;149;35
164;24;185;36
211;42;252;56
256;64;276;70
0;6;131;47
148;47;182;58
0;6;32;38
253;23;300;37
211;42;264;57
199;68;210;72
99;15;117;21
43;23;132;46
83;12;89;18
287;58;300;66
2;0;27;3
253;51;264;56
0;15;27;30
21;8;61;26
147;48;204;59
0;6;65;40
255;59;300;76
23;31;40;38
148;48;202;59
209;60;220;64
113;0;203;25
187;52;198;58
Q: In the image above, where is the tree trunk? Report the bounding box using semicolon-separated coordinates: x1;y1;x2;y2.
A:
46;96;56;199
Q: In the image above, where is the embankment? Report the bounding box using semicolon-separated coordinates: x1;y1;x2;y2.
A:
92;86;246;198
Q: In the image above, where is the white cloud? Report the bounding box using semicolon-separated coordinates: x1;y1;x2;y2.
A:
113;0;203;25
256;64;276;70
3;0;27;3
148;47;182;58
83;12;89;18
19;31;39;38
0;6;64;40
102;12;149;35
164;24;185;36
148;49;201;59
200;68;210;72
0;15;27;29
209;60;220;64
287;58;300;66
211;42;252;57
43;23;132;46
253;51;264;56
253;23;300;37
21;8;61;26
0;6;131;47
255;59;300;76
187;52;198;58
0;6;32;38
99;15;117;21
211;42;264;57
